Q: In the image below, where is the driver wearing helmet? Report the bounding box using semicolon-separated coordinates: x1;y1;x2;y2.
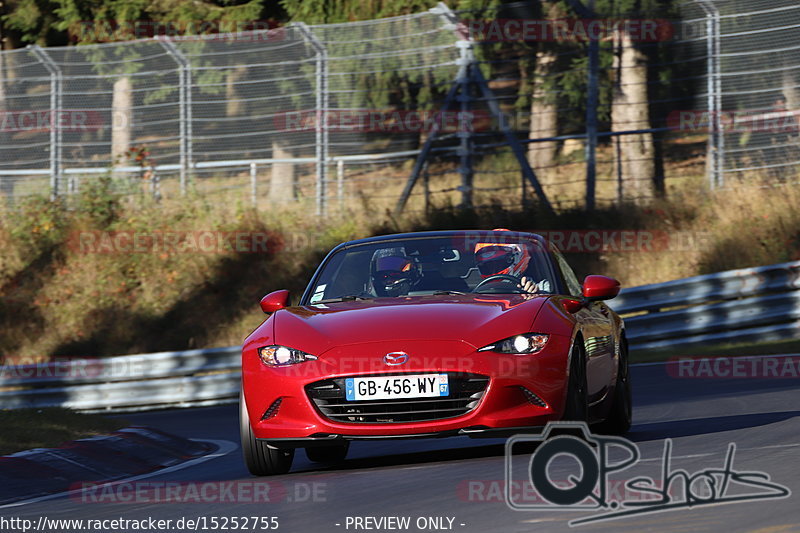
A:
474;239;550;294
371;254;421;297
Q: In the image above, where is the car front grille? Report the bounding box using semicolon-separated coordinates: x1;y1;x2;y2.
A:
305;373;489;424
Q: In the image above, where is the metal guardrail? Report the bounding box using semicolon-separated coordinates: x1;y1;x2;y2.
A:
614;260;800;351
612;261;800;314
2;261;799;412
0;346;241;412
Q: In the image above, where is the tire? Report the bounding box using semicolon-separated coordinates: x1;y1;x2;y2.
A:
594;339;632;435
305;443;350;463
240;391;294;476
562;341;588;422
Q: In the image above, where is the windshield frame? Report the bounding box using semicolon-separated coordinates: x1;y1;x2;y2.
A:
299;231;566;305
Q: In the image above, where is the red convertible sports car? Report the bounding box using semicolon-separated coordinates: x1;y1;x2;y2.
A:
240;229;630;475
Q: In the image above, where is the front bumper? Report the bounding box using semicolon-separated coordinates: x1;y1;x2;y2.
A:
242;335;572;442
261;425;547;448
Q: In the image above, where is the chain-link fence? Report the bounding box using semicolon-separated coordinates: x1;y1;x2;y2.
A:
0;1;794;214
707;1;800;186
0;14;460;214
390;1;715;212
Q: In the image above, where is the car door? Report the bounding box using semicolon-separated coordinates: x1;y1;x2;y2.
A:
550;246;615;403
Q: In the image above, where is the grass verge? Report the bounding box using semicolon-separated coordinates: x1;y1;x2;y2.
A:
0;408;128;456
2;166;800;361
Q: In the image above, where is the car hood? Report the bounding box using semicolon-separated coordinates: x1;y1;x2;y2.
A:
272;294;549;355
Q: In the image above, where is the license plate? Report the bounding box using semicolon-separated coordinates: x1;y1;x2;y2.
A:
345;374;449;401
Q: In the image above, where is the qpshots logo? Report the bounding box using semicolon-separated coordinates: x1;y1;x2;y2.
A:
505;422;790;526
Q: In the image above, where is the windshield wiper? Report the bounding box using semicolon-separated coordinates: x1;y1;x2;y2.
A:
432;290;468;296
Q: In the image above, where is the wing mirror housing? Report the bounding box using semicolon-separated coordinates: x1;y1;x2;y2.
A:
582;275;621;301
260;290;290;314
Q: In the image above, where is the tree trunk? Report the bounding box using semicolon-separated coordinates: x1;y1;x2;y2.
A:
527;49;558;191
774;69;799;180
269;139;296;200
111;76;132;165
612;29;655;203
417;70;434;149
782;69;799;110
226;65;248;117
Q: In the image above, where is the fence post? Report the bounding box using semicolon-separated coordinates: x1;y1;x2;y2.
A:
295;23;329;217
695;0;722;189
158;38;193;196
615;135;623;203
457;43;475;210
584;2;599;210
712;7;723;188
250;162;258;207
423;162;430;214
336;159;344;211
151;170;161;203
29;46;62;201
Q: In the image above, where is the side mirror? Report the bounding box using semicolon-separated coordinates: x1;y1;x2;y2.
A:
260;290;290;314
582;275;620;301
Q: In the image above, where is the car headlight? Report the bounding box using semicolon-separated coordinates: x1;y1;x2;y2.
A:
258;345;318;366
478;333;549;354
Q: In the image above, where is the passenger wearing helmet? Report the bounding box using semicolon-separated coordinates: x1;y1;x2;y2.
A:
371;255;421;297
474;240;550;294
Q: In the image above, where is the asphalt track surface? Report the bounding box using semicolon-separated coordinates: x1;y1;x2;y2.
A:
3;363;799;533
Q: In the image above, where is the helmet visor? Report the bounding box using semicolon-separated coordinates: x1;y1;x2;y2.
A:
373;256;415;292
374;256;413;273
475;247;514;276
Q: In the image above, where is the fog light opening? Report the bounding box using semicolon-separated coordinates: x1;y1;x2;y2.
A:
519;387;548;408
261;398;283;420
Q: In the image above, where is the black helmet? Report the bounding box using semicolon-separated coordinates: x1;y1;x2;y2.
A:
371;255;420;297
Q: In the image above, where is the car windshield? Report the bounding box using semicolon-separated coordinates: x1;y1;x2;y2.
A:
304;233;559;303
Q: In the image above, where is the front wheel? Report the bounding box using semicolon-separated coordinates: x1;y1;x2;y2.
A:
240;391;294;476
562;341;588;422
594;340;632;435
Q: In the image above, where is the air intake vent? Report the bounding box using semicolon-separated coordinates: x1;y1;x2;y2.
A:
261;398;283;420
306;373;489;424
520;387;547;407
